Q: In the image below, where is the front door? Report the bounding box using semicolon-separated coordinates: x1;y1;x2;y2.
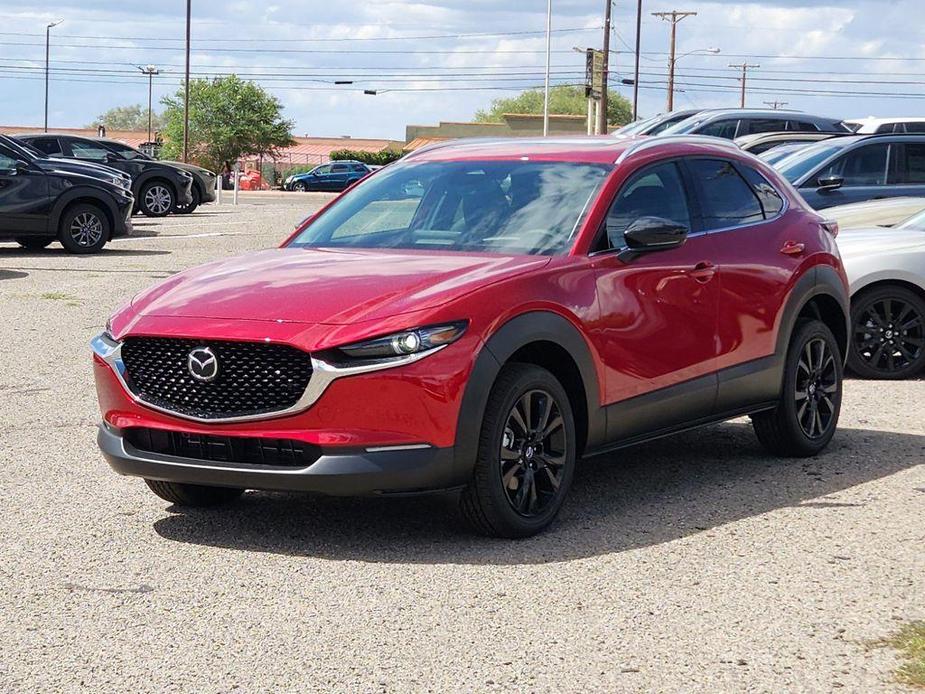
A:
0;146;49;234
801;142;893;209
589;160;720;441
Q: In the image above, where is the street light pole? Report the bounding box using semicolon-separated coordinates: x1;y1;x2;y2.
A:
44;20;62;133
543;0;552;136
138;65;160;143
183;0;191;163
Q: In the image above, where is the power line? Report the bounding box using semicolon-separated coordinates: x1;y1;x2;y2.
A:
729;63;760;107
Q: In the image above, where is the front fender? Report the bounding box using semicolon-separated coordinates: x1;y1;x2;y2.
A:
50;186;121;236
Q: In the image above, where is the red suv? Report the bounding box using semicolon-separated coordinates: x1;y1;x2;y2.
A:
92;136;849;538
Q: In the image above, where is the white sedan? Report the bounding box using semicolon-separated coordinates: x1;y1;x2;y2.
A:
838;209;925;379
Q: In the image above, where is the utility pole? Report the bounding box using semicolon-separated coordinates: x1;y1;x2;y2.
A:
598;0;612;134
763;99;788;110
138;65;160;143
543;0;552;136
730;62;760;108
183;0;191;163
44;20;62;133
652;11;697;112
632;0;642;120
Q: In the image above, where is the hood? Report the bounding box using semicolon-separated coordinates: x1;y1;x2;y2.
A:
34;157;123;180
131;247;551;324
161;160;214;177
836;227;925;259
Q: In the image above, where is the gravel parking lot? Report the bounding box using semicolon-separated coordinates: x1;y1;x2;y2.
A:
0;196;922;692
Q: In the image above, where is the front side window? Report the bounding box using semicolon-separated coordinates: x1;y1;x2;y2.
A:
106;143;148;160
290;160;611;256
70;140;111;161
904;122;925;133
788;120;821;132
688;159;764;229
331;164;348;173
818;144;889;186
604;162;691;250
0;148;17;170
744;119;788;135
313;164;333;175
775;142;848;184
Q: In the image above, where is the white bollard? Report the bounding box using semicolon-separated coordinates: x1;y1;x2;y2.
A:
215;170;222;205
233;163;240;206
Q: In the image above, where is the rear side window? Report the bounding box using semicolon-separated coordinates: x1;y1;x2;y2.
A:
29;137;63;156
604;162;691;250
743;119;788;135
698;119;739;139
898;143;925;184
818;144;889;186
876;123;899;134
687;159;764;230
738;165;785;217
331;164;348;173
350;164;367;172
903;122;925;133
788;120;821;132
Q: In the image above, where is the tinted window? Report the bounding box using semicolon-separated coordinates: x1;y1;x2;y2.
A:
899;143;925;184
29;138;64;156
688;159;764;229
70;140;111;161
291;160;611;255
107;143;148;160
788;120;820;132
331;164;348;173
698;119;739;139
875;123;898;134
818;144;889;186
903;122;925;133
738;165;785;217
350;164;367;172
0;148;16;170
314;164;333;175
775;142;846;183
744;119;788;135
604;162;691;250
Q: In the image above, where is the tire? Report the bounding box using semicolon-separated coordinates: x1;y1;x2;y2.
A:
15;236;54;250
138;180;176;217
57;203;109;254
173;185;200;214
847;285;925;380
292;181;307;192
752;319;843;457
144;479;244;507
458;363;577;538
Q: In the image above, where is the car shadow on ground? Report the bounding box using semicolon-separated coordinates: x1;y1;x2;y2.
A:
0;248;171;258
153;422;924;564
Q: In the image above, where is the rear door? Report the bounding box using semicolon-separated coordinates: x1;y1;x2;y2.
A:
329;163;350;190
888;141;925;198
0;145;49;234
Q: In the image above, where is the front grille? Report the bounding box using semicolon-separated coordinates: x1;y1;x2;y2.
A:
125;428;321;468
120;337;313;419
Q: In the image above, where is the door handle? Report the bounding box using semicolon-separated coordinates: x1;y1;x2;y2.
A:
780;241;805;256
690;261;716;283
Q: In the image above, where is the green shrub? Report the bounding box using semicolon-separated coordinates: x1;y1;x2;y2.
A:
329;149;403;166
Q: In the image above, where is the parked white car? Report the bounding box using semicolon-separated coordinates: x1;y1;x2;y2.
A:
838;209;925;379
845;117;925;134
824;197;925;230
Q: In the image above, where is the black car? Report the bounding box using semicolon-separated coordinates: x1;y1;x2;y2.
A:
773;133;925;210
662;109;851;140
0;134;134;253
17;134;195;217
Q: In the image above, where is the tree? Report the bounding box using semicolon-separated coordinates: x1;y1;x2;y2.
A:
160;75;294;170
87;104;164;131
474;85;632;127
329;149;403;166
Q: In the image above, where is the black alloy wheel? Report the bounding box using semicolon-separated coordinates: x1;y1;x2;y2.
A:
499;389;568;517
459;363;576;538
794;337;839;439
849;286;925;379
58;203;109;254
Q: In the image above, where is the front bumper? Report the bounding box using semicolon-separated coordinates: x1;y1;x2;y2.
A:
112;197;135;238
98;423;461;496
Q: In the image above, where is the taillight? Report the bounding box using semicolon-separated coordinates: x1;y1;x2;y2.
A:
821;220;839;238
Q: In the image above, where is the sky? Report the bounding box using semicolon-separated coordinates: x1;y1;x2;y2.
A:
1;0;924;141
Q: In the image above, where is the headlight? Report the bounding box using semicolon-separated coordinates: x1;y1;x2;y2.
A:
336;322;468;361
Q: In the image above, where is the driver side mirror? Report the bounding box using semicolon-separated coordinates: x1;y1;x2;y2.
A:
816;174;844;191
12;159;30;174
104;152;120;164
622;216;688;251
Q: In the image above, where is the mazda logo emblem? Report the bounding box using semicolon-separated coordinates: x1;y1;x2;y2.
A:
187;347;219;382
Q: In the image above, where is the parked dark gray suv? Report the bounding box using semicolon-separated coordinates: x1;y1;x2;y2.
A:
662;109;851;140
772;134;925;210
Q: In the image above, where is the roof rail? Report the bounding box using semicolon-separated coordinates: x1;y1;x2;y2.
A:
615;134;742;164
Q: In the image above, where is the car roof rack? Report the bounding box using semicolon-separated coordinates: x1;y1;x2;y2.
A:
615;134;742;163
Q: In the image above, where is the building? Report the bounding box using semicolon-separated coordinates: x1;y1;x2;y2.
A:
404;113;594;151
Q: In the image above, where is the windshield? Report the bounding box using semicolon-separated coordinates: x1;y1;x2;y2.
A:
759;144;808;165
289;160;612;255
614;117;656;136
773;142;846;183
897;208;925;232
